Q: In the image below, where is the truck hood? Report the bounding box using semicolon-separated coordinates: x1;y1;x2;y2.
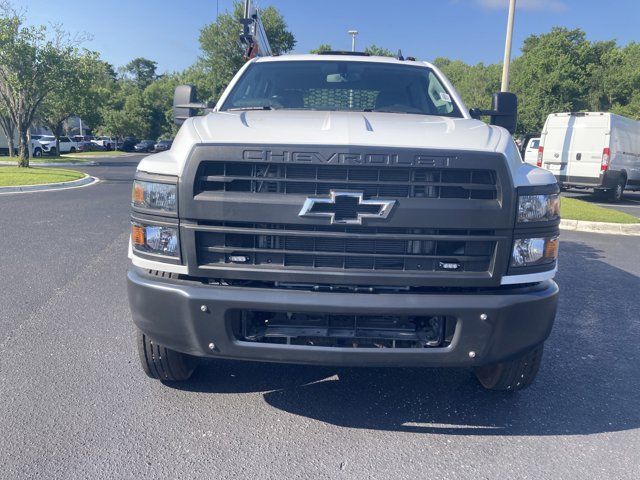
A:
192;110;503;152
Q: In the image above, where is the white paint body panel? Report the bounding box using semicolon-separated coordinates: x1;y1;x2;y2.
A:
523;137;540;165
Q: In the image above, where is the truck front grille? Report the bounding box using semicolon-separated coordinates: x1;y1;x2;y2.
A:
196;222;495;273
196;161;498;200
233;310;456;349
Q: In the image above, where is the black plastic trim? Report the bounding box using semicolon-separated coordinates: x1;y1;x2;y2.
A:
127;267;559;367
178;144;516;287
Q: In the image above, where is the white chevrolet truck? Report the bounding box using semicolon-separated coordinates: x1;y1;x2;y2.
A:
127;52;560;391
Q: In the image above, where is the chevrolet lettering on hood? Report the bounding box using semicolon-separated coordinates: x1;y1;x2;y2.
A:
242;149;452;167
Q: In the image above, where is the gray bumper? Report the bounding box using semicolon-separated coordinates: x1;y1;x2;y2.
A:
127;268;559;368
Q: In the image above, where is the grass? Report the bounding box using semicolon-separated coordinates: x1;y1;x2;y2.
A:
561;197;639;224
0;166;85;187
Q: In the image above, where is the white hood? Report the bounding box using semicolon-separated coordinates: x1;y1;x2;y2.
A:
139;110;547;185
192;110;503;152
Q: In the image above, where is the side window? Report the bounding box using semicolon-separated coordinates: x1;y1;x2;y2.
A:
60;137;70;142
530;140;540;149
426;72;454;115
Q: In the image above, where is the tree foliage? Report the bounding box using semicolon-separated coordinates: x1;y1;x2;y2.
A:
0;6;77;166
121;57;158;89
196;1;295;102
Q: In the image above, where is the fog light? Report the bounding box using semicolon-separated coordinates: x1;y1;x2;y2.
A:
131;223;179;258
511;237;558;267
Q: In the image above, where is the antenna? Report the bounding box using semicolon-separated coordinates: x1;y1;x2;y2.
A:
239;0;273;59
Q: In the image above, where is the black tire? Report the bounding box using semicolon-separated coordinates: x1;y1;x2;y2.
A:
70;147;76;153
33;148;42;158
607;177;626;203
474;344;544;391
137;330;197;381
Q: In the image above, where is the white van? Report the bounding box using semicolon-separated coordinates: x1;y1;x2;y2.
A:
537;112;640;201
523;137;540;165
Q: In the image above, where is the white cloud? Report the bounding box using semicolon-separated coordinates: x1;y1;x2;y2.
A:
476;0;569;12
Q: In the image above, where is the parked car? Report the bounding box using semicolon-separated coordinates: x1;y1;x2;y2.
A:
537;112;640;201
38;136;79;156
134;140;156;153
77;140;105;152
93;136;118;150
119;137;139;152
153;139;173;152
31;135;54;157
523;137;540;165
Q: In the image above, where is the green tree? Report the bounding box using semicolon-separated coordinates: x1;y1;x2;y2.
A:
101;87;152;139
143;73;181;139
0;7;78;166
197;1;295;102
39;51;111;154
310;44;332;54
121;57;158;89
434;58;501;111
364;45;394;57
510;27;594;133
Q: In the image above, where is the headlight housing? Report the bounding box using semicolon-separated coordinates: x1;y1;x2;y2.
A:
131;223;180;258
132;180;177;213
511;236;559;267
517;194;560;223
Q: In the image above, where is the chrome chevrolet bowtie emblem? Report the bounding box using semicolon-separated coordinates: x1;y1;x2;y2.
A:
298;190;396;225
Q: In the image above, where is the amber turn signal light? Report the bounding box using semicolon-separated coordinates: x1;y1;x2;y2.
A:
132;225;145;246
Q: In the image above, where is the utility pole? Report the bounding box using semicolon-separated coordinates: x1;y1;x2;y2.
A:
501;0;517;92
348;30;358;52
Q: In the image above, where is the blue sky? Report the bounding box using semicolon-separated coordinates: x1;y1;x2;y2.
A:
13;0;640;73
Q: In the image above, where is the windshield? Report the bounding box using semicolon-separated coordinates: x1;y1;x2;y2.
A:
221;60;462;117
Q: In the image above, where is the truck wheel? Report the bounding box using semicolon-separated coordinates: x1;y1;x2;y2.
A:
137;330;197;381
474;344;544;391
69;147;76;153
33;148;42;157
607;178;625;203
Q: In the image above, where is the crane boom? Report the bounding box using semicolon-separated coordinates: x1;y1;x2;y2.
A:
239;0;273;59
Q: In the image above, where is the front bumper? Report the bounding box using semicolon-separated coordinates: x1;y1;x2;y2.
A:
127;268;559;368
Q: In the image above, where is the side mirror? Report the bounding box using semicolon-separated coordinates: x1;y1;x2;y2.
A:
490;92;518;134
469;92;518;134
173;85;208;126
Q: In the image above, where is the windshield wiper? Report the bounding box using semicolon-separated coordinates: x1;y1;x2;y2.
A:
227;105;276;111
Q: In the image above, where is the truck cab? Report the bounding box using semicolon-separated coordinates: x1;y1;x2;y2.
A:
127;54;560;391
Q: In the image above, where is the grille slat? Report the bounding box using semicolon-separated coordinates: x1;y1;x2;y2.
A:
197;162;498;200
195;222;496;273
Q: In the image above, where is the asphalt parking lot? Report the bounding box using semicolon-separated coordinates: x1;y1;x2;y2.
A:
1;155;639;479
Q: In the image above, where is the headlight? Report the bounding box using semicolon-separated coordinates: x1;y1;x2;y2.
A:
517;194;560;223
132;180;177;213
131;223;179;258
511;237;559;267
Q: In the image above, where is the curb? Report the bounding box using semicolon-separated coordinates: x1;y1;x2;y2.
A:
0;174;99;195
560;219;640;236
0;161;96;167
